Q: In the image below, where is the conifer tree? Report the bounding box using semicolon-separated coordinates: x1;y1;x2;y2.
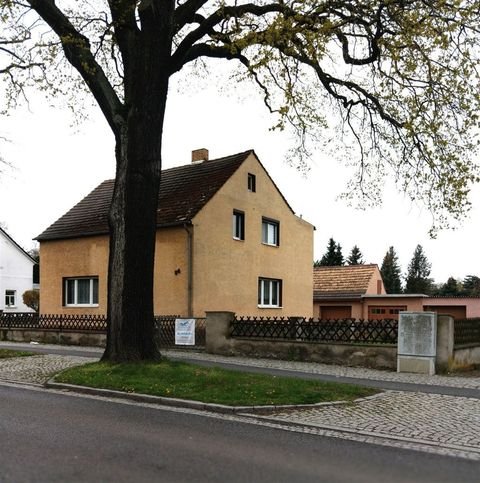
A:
347;245;364;265
437;277;462;296
404;245;434;294
380;247;402;294
463;275;480;296
319;238;344;266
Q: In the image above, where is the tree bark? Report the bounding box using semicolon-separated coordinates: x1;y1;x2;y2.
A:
98;1;176;362
102;68;170;360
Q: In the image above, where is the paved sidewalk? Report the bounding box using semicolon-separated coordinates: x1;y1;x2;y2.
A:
1;344;480;461
0;353;93;384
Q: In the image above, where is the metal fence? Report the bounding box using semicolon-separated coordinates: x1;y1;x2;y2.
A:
154;315;206;349
231;316;398;345
454;318;480;348
0;313;206;349
0;313;107;331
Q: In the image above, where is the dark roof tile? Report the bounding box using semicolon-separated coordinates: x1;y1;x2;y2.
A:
37;150;252;241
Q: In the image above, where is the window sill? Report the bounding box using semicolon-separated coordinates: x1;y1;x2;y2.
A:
64;304;99;308
261;242;279;248
258;305;283;309
233;237;245;242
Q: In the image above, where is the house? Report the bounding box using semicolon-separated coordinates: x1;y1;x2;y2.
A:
0;226;37;313
313;264;387;318
313;264;480;320
36;149;314;317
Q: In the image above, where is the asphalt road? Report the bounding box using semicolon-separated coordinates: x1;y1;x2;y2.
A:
0;383;479;482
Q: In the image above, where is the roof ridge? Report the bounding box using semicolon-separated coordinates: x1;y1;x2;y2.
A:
36;150;254;241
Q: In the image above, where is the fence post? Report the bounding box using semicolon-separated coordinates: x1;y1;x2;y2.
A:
436;315;454;372
205;311;235;354
288;316;302;340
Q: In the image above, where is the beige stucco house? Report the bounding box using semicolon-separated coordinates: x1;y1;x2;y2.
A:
37;149;314;317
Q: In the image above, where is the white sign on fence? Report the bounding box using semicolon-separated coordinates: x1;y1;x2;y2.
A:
175;318;196;346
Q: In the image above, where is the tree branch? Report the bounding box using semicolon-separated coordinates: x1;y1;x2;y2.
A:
27;0;124;133
171;2;291;72
108;0;138;93
173;0;209;32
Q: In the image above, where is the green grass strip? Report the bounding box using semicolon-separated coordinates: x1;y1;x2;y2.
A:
56;359;378;406
0;349;36;359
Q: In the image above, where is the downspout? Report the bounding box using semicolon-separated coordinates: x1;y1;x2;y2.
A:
183;223;194;317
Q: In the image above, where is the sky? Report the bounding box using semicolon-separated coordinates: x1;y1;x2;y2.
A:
1;72;479;285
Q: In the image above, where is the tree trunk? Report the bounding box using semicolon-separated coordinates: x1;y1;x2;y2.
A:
102;78;169;362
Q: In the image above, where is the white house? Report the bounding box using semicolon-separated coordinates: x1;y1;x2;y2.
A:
0;227;37;313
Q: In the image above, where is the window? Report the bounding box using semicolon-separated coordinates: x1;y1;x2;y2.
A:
232;210;245;240
5;290;16;307
248;173;256;192
258;278;282;307
262;218;279;246
64;277;99;306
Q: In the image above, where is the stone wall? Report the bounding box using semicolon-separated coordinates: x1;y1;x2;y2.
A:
0;328;106;347
205;311;396;369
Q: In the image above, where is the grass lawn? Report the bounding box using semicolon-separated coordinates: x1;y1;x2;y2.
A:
55;359;378;406
0;349;36;359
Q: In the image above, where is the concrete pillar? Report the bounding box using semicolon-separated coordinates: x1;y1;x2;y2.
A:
205;311;235;354
397;312;437;375
436;315;454;372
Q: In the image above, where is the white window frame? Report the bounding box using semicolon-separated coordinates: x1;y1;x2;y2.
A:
5;290;16;308
258;278;282;308
64;277;99;307
261;218;279;246
233;210;245;241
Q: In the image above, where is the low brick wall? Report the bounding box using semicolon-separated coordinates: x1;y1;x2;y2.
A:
206;311;396;369
0;328;106;347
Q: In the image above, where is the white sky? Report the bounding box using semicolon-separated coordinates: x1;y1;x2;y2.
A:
1;73;479;285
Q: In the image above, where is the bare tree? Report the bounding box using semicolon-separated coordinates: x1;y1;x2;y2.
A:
1;1;479;361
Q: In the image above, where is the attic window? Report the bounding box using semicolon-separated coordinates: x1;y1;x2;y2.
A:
248;173;256;192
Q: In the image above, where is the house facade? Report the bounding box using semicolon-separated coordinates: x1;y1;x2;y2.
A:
37;149;314;317
313;264;480;320
0;227;37;313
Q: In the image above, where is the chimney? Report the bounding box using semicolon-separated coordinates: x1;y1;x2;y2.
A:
191;148;209;163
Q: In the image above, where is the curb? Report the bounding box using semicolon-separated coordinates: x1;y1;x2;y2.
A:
45;378;379;414
243;413;480;455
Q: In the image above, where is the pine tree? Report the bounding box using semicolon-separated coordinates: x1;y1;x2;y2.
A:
347;245;364;265
437;277;462;296
380;247;402;294
404;245;433;294
334;243;345;266
463;275;480;296
319;238;344;266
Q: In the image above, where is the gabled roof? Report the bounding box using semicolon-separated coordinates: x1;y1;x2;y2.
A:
313;264;379;299
0;226;36;263
37;150;258;241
